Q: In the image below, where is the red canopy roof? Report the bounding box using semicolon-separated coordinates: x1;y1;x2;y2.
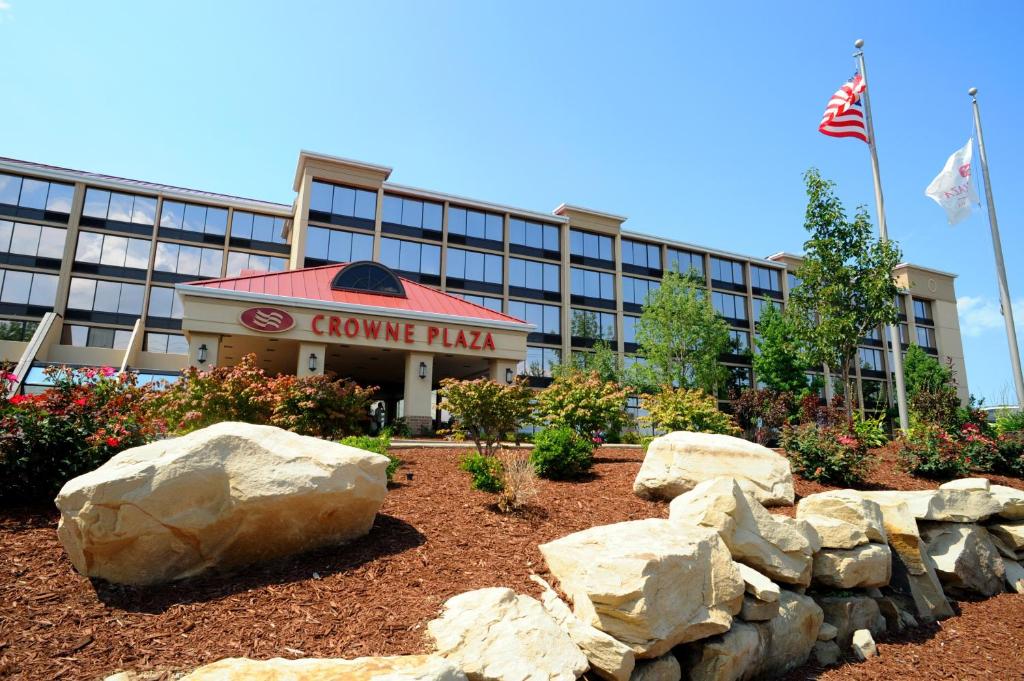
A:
186;263;526;325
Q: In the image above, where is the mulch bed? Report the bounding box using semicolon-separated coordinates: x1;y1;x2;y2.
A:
1;446;1022;680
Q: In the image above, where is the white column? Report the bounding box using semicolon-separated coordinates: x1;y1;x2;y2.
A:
403;352;434;435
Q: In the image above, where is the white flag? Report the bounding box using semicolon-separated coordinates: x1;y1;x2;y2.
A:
925;139;980;225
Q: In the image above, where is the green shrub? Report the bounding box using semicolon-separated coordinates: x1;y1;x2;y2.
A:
534;370;629;440
995;409;1024;435
439;377;534;456
340;430;399;481
780;423;872;486
270;374;377;439
852;412;888;448
639;387;740;435
991;432;1024;477
530;427;595;480
459;451;504;492
893;424;971;480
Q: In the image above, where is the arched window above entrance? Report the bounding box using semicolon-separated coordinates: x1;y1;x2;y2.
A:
330;261;407;297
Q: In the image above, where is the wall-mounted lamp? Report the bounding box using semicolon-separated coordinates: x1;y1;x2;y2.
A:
197;344;208;364
308;353;318;372
418;361;428;379
505;368;514;384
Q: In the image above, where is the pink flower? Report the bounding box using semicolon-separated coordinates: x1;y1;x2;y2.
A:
100;366;116;377
74;397;88;407
837;435;857;447
106;436;120;448
9;394;26;404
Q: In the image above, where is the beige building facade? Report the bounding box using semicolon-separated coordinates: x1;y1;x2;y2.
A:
1;151;969;427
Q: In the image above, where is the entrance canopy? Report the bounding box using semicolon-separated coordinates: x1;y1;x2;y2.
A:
175;262;531;432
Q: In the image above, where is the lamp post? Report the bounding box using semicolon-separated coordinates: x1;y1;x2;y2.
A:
308;353;318;373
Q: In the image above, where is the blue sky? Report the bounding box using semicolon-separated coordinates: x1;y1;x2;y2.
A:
2;1;1022;403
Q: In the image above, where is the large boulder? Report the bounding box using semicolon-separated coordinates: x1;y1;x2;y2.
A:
175;655;466;680
681;620;764;681
530;575;635;681
992;484;1024;520
812;543;892;589
633;432;793;506
427;588;586;681
55;422;390;585
816;596;885;650
539;518;743;659
859;489;1001;523
799;514;869;549
1004;557;1024;593
754;591;824;678
628;653;680;681
669;478;817;585
920;523;1006;597
986;520;1024;555
797;490;887;543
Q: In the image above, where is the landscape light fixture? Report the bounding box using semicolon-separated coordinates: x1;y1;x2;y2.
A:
197;344;208;364
418;361;427;379
308;353;318;372
505;368;513;384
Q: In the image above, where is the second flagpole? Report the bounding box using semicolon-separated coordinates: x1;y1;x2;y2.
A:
853;38;911;432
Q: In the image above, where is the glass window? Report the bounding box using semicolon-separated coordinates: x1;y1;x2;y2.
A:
148;286;184;319
230;211;285;242
0;174;74;214
66;277;143;314
446;247;503;284
570;229;613;261
108;193;134;222
153;241;223;277
518;346;562;378
913;298;933;321
0;318;40;341
622;239;661;269
0;175;20;205
311;181;377;221
380;238;440;276
667;248;704;277
623;314;639;344
916;326;937;349
712;291;748;320
83;189;111;219
160;201;185;229
2;222;66;259
508;301;561;335
380;193;441;231
623;276;660;306
751;265;781;292
75;232;151;269
571;308;617;340
457;293;503;313
305;226;373;263
711;257;745;285
787;272;801;291
509;218;558;252
729;329;750;354
161;200;227;235
132;196;157;225
0;268;58;306
752;298;781;322
509;257;560;292
859;347;885;372
225;252;287;277
61;324;131;349
145;332;189;354
570;267;615;300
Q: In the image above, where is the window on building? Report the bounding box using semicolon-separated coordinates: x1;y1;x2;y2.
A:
457;293;503;313
569;229;613;261
729;329;750;354
571;308;616;341
0;221;66;259
750;265;782;292
913;298;933;322
509;301;561;335
719;366;753;399
710;257;745;286
623;276;660;306
518;346;561;378
380;237;441;276
667;248;704;277
66;277;144;315
509;219;559;252
448;206;502;240
75;232;151;269
82;188;158;226
153;242;223;278
712;291;748;320
859;347;885;372
623;314;640;344
0;317;39;341
305;226;374;264
509;257;560;292
381;194;442;232
862;380;888;411
885;323;909;345
147;286;184;319
863;326;882;342
915;326;937;350
230;211;287;244
61;324;133;350
445;247;502;284
226;252;288;276
752;298;781;322
159;201;228;236
570;267;615;301
310;181;377;222
0;268;59;307
145;332;189;354
0;173;74;215
622;239;661;270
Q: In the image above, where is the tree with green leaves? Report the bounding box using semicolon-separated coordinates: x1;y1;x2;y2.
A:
753;299;809;394
561;339;623;385
902;344;954;398
634;268;730;394
787;168;902;419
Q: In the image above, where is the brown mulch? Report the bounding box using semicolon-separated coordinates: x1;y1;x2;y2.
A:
1;446;1022;681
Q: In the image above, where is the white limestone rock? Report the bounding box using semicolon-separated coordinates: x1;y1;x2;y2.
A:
529;575;635;681
669;477;817;585
633;431;794;506
939;477;990;491
740;595;779;621
920;523;1006;597
817;622;838;641
859;489;1001;523
812;640;842;667
985;520;1024;554
851;629;878;661
755;591;824;678
56;422;390;585
1003;557;1024;593
735;562;779;602
177;655;466;681
539;518;743;659
426;587;587;681
799;514;869;549
816;596;885;650
683;621;764;681
992;484;1024;520
798;490;887;543
812;543;892;589
628;653;680;681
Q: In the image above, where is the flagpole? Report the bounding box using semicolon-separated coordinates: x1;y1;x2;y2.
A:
853;39;911;432
969;87;1024;407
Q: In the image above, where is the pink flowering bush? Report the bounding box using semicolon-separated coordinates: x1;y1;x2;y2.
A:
780;422;871;485
0;366;162;504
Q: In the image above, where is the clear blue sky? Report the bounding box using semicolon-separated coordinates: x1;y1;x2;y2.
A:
2;1;1022;404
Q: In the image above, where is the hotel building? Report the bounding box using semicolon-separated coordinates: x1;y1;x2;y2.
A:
0;151;969;431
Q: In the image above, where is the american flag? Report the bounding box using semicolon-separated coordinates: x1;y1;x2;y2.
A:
819;74;868;143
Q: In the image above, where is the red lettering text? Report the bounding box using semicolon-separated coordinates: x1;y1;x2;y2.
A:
328;316;341;337
344;318;359;338
404;324;415;343
386;322;400;341
428;326;440;344
483;332;495;350
443;328;452;347
363;319;381;339
311;314;325;335
469;330;482;350
455;330;468;348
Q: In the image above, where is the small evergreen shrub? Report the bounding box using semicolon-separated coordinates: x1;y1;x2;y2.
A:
995;409;1024;435
340;430;399;481
640;387;740;436
529;427;595;480
991;432;1024;477
459;451;504;492
780;423;871;486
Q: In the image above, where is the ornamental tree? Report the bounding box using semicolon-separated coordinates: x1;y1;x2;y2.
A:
902;344;954;398
634;269;731;394
534;369;629;440
787;169;902;420
639;387;740;435
438;377;534;457
752;300;809;394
